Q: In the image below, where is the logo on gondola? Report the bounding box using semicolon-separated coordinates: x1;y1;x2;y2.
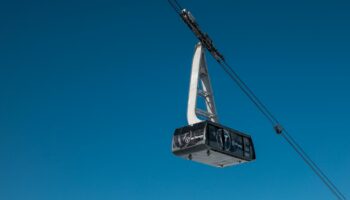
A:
174;131;193;149
183;132;192;144
175;131;205;149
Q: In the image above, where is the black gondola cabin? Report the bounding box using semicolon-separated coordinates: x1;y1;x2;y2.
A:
172;121;256;167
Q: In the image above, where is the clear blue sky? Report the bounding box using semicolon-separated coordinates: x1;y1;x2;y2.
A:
1;0;349;199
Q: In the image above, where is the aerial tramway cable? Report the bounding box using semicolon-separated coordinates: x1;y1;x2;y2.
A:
220;59;346;200
167;0;346;199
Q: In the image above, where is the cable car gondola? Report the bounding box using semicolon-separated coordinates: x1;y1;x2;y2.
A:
171;42;255;167
172;121;255;167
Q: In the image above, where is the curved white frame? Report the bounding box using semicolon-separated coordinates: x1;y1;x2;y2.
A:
187;42;218;125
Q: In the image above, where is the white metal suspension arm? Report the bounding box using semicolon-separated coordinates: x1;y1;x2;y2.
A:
187;42;218;125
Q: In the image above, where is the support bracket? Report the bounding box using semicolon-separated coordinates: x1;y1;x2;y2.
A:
187;42;218;125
